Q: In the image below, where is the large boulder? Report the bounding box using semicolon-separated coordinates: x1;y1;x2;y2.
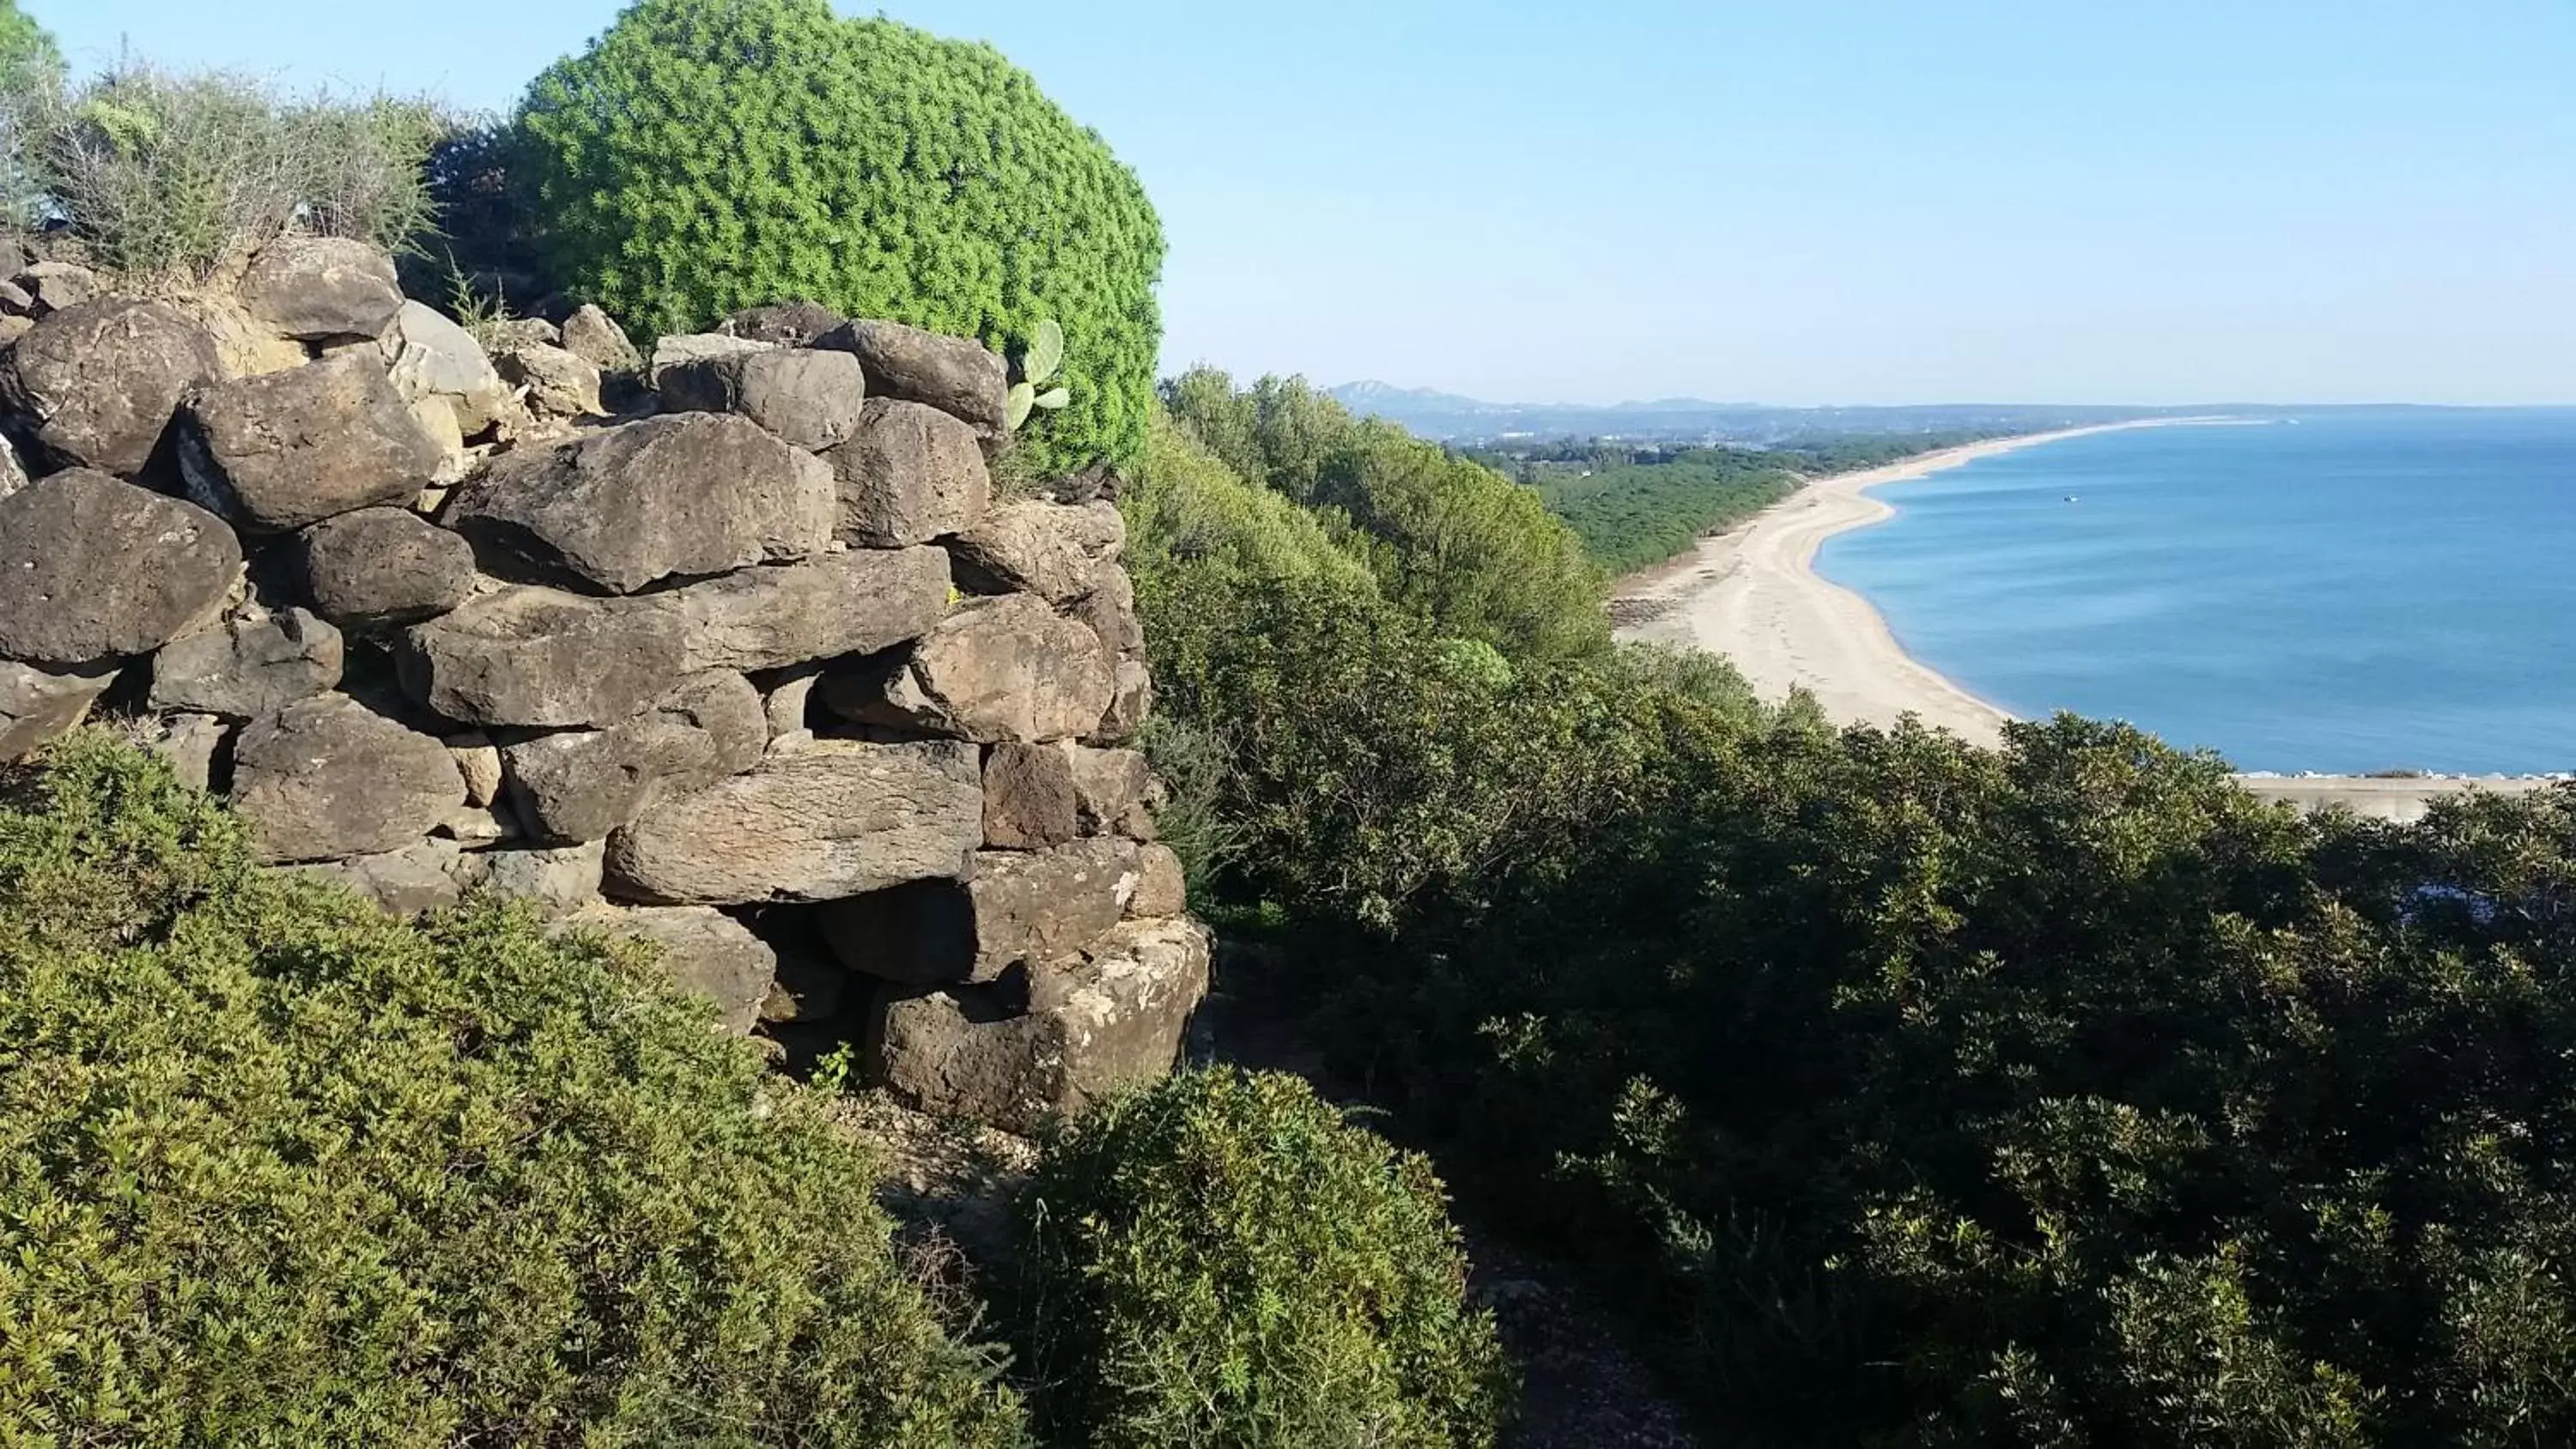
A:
240;238;404;341
0;299;222;475
1097;658;1155;743
666;545;951;674
815;319;1007;433
559;304;640;373
501;670;766;843
452;839;606;918
659;349;868;452
823;398;991;546
568;904;777;1035
398;585;685;728
147;608;343;719
494;342;605;419
823;593;1114;744
867;917;1212;1132
229;694;465;863
604;739;981;906
949;500;1125;604
0;470;241;668
382;300;512;436
1077;562;1145;657
14;260;97;315
176;352;443;531
819;838;1145;986
647;332;773;388
0;661;117;761
293;506;477;627
274;839;468;916
720;301;848;347
447;414;833;594
982;741;1160;848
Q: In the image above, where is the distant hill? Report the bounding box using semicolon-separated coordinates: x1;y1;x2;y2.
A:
1326;382;2224;446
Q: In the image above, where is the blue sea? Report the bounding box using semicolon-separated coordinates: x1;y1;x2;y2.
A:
1814;410;2576;776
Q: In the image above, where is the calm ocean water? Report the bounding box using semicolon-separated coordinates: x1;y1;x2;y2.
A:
1815;410;2576;775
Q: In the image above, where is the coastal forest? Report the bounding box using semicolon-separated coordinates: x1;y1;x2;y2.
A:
1462;431;2004;574
7;1;2576;1446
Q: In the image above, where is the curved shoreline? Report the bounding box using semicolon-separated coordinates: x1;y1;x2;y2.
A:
1609;422;2555;821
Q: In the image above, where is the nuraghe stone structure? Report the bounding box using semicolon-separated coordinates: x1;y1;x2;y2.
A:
0;236;1203;1133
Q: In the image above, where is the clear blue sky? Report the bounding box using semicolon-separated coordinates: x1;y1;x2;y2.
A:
34;1;2576;406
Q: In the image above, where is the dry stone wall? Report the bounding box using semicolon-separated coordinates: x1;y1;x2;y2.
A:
0;239;1202;1131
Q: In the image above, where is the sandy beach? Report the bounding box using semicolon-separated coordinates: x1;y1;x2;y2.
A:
1612;422;2555;822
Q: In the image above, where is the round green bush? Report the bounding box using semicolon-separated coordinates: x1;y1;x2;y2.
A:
1018;1067;1515;1448
513;0;1166;476
0;732;1024;1446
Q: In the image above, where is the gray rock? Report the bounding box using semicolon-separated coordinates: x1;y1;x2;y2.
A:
0;279;30;317
762;949;848;1024
647;331;774;388
1077;562;1145;657
140;712;229;791
0;432;26;500
398;585;686;728
719;301;848;347
823;592;1114;744
823;397;992;546
0;314;29;349
982;741;1079;849
0;660;116;761
666;544;950;674
294;506;477;627
176;352;443;531
147;608;343;718
867;916;1212;1132
453;839;605;918
383;300;511;436
762;669;821;740
0;469;241;668
1128;843;1188;919
1096;658;1155;743
816;319;1008;433
15;261;98;314
821;838;1145;985
949;500;1126;604
240;238;404;341
605;738;982;906
659;348;868;452
447;414;833;594
0;298;222;475
274;839;467;916
501;670;766;843
494;342;605;418
446;731;503;807
229;694;465;863
568;903;776;1034
559;304;640;373
1067;745;1162;839
435;803;516;845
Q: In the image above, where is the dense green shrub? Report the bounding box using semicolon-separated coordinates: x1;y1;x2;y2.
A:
0;732;1024;1446
515;0;1165;475
1018;1068;1513;1448
1160;369;1607;664
7;62;445;281
0;1;58;94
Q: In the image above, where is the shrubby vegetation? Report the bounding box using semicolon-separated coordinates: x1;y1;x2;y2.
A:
1161;368;1606;664
1124;392;2576;1444
1018;1067;1512;1448
0;57;445;281
0;734;1024;1445
513;0;1164;474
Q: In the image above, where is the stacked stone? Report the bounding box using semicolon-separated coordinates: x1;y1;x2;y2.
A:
0;237;1205;1132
